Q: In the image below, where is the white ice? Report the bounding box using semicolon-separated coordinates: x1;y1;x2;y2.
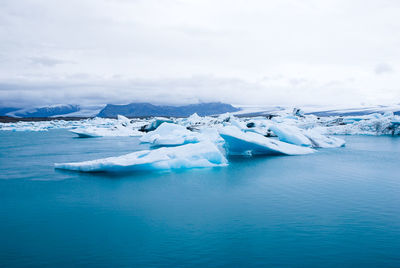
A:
268;124;312;147
54;141;228;172
140;122;201;146
70;115;143;137
218;126;315;156
302;128;345;148
70;126;142;138
143;117;173;132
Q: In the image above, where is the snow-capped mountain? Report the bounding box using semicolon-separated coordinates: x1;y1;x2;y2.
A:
6;104;80;118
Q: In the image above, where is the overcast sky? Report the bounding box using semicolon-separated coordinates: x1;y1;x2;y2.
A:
0;0;399;107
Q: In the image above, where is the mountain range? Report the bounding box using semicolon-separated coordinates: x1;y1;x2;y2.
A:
0;102;240;118
2;103;400;118
97;102;240;117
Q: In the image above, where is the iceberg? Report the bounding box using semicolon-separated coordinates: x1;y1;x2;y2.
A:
117;114;131;125
303;128;345;148
199;127;225;144
1;105;399;138
70;125;142;138
229;117;248;130
269;124;312;147
140;122;201;146
54;141;228;172
185;113;202;125
69;115;143;137
70;127;103;138
324;116;397;135
219;126;315;156
141;117;173;132
176;113;216;128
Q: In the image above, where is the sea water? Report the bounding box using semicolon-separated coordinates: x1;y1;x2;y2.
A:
1;130;400;267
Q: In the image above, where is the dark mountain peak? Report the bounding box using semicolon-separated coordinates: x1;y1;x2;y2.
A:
97;102;240;118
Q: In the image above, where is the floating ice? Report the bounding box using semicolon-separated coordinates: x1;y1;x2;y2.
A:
185;113;202;124
140;122;201;146
70;127;103;138
69;115;143;137
229;117;248;130
55;141;227;172
142;117;173;132
269;124;312;147
303;128;345;148
2;106;399;138
199;127;225;144
324;115;399;135
117;114;131;125
219;126;315;156
70;126;142;138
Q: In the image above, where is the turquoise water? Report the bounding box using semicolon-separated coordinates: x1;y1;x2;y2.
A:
1;130;400;267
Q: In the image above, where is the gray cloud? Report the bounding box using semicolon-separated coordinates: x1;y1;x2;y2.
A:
0;0;400;107
0;74;393;108
375;63;394;75
29;56;69;67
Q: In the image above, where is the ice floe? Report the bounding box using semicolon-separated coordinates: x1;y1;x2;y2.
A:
70;126;142;138
140;122;201;146
141;117;173;132
55;141;227;172
268;124;312;147
219;126;315;156
2;107;399;137
302;128;345;148
4;108;400;174
70;115;143;137
4;108;396;139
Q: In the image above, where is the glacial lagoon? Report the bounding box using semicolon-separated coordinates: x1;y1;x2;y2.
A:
1;130;400;267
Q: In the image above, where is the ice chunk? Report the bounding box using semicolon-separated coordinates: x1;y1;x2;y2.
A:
324;116;397;135
219;126;314;156
187;112;202;123
70;125;143;137
69;115;143;137
117;114;131;125
54;141;227;172
141;117;173;132
229;117;248;130
199;127;224;144
219;114;248;130
269;124;312;147
383;111;394;118
293;107;305;117
140;122;201;146
303;128;345;148
182;113;210;126
70;128;103;138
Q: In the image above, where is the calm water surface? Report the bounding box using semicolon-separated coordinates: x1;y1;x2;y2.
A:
1;130;400;267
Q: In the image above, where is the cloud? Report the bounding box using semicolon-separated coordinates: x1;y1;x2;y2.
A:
1;72;399;108
29;56;69;67
0;0;400;107
375;63;394;75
